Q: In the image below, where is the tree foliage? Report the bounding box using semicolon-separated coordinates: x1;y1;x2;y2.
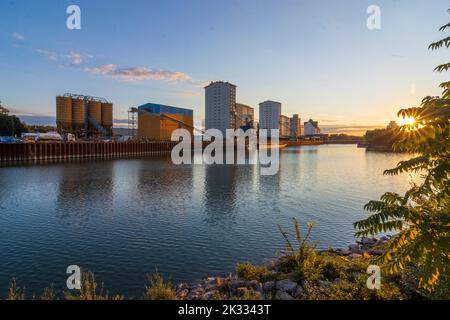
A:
0;113;27;136
365;127;400;148
354;9;450;294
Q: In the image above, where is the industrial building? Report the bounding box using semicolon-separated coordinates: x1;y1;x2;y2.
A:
137;103;194;141
205;81;237;135
56;94;113;136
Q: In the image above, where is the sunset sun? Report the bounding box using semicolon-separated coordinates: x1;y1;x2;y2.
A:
399;116;416;126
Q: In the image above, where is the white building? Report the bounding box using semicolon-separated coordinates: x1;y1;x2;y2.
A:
205;81;237;135
304;119;320;136
259;100;281;135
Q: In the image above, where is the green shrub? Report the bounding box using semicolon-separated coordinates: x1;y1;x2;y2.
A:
236;262;273;282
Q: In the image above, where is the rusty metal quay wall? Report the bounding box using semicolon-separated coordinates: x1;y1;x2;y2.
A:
0;141;177;163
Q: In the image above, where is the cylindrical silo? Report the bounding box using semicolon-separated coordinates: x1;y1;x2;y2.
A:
88;100;102;133
56;96;72;132
101;103;113;131
72;98;86;131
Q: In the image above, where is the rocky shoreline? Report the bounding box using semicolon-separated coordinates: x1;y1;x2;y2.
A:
174;236;391;300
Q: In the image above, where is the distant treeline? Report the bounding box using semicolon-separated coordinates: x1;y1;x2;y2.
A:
326;134;365;141
364;127;400;149
0;113;56;136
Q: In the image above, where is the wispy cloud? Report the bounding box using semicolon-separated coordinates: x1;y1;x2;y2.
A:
84;64;204;85
12;32;25;41
34;48;58;61
33;48;92;66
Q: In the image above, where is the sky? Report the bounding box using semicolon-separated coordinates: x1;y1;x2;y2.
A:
0;0;449;134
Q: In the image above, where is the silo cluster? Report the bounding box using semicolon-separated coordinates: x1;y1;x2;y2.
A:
56;95;113;136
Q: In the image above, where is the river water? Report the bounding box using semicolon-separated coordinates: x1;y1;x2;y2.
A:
0;144;414;297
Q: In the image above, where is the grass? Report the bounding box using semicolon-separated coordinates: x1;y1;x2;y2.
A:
143;271;176;300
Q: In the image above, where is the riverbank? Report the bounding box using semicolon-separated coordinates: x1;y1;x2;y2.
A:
169;236;412;300
6;235;428;300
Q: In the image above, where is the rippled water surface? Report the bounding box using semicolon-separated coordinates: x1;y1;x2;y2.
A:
0;145;413;297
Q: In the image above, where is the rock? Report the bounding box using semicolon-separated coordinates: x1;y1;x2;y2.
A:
368;249;384;256
274;290;295;300
347;253;363;260
292;285;304;298
187;294;198;300
247;280;263;292
237;287;248;296
360;237;377;245
176;283;189;292
317;280;332;289
203;290;218;300
336;248;352;256
348;244;362;253
177;288;189;299
193;287;205;296
263;281;275;292
205;283;217;292
276;279;298;293
229;280;246;292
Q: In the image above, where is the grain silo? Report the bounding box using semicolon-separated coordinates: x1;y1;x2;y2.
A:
101;102;113;131
56;96;72;132
72;98;86;132
88;100;102;132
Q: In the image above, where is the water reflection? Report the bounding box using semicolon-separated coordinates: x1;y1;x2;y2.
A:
0;145;415;297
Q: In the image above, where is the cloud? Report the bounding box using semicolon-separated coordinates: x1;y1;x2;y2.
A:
34;48;59;61
12;32;25;41
33;48;92;66
84;64;202;85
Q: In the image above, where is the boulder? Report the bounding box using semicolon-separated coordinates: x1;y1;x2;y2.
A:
336;248;352;256
263;281;275;292
247;280;263;292
348;244;362;253
368;249;384;256
203;290;218;300
176;283;189;292
236;287;248;296
229;280;246;292
276;279;298;293
176;288;189;299
292;285;304;298
274;290;295;300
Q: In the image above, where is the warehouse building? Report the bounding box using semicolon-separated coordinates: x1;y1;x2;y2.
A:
138;103;194;141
